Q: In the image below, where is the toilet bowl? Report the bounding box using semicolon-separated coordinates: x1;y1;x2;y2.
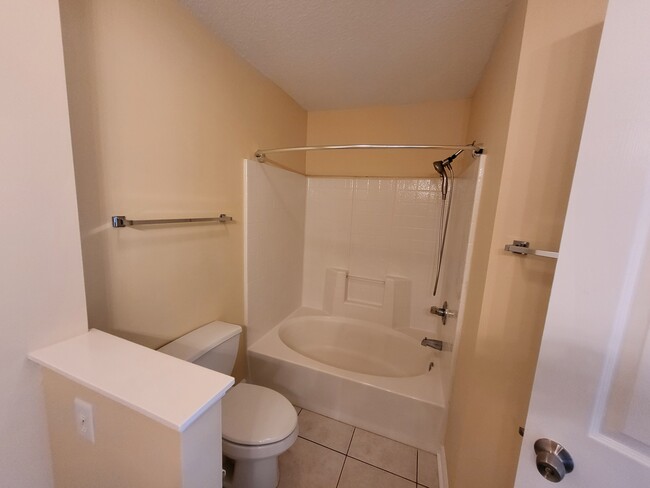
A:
158;322;298;488
221;383;298;488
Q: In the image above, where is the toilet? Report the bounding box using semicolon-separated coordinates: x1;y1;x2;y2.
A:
158;321;298;488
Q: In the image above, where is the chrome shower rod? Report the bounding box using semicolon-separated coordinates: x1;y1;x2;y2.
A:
255;143;483;162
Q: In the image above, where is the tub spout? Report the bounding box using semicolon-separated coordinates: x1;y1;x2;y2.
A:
421;337;443;350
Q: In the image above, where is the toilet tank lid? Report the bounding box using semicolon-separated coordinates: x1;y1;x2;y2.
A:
158;321;242;363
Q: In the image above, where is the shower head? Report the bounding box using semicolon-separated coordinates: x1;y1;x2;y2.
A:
433;160;447;177
433;149;463;176
433;149;462;199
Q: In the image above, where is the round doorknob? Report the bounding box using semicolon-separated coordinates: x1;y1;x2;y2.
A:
534;438;574;483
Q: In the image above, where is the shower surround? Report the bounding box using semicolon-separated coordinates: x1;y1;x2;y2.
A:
244;157;484;451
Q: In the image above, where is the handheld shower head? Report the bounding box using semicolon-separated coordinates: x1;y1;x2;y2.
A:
432;150;461;296
433;149;463;174
433;149;462;199
436;165;449;200
433;160;447;177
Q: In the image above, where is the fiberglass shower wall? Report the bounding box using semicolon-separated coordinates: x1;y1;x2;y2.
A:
244;160;307;347
245;155;485;399
300;155;484;397
432;157;485;397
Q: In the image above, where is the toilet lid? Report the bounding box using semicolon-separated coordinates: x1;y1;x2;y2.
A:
222;384;297;446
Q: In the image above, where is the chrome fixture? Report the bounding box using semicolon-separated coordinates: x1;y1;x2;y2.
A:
504;240;559;259
254;143;484;163
429;145;483;296
432;149;462;200
430;301;455;325
111;214;233;228
421;337;443;351
533;438;574;483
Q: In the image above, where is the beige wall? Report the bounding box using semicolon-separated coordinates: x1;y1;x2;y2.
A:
306;100;471;177
42;370;222;488
444;1;607;487
0;0;89;485
59;0;307;376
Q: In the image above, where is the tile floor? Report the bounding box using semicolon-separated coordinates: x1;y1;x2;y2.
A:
278;406;439;488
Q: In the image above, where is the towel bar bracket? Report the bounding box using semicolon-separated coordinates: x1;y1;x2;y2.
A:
504;240;559;259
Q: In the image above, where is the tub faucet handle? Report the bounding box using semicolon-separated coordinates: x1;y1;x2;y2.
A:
430;301;455;325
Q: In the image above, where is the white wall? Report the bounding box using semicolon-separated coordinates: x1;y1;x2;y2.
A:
59;0;307;357
0;1;89;486
245;160;307;346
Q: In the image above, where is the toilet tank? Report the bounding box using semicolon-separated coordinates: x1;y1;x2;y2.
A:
158;321;242;375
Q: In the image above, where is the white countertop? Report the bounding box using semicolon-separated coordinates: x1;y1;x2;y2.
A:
29;329;234;432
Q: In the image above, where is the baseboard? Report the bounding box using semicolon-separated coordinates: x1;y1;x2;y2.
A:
438;445;449;488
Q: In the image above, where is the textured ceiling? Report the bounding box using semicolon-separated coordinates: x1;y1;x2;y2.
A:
181;0;514;110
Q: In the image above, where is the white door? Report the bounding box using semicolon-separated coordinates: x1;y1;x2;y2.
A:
514;0;650;486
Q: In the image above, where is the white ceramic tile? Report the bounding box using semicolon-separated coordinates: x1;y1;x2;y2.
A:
301;170;481;338
338;457;416;488
302;177;353;310
349;242;389;281
278;437;345;488
348;429;417;481
297;409;355;453
397;179;419;191
353;198;394;216
417;179;436;191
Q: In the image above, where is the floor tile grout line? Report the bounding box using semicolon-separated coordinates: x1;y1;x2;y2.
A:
415;449;429;488
346;427;356;455
347;455;418;484
297;435;349;456
294;435;417;485
294;407;425;486
300;408;356;430
335;454;348;488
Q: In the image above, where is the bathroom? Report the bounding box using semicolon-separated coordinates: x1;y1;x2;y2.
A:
5;0;650;487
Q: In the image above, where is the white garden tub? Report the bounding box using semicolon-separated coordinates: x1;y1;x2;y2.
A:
248;309;446;452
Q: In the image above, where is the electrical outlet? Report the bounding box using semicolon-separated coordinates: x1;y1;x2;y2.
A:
74;398;95;443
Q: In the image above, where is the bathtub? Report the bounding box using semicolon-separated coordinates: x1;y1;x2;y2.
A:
248;309;446;452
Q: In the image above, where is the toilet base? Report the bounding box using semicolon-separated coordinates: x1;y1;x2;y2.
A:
222;425;298;488
226;455;279;488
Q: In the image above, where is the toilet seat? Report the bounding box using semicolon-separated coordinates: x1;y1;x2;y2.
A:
222;383;297;446
222;424;299;461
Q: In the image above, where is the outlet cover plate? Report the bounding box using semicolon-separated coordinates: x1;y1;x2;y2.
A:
74;397;95;443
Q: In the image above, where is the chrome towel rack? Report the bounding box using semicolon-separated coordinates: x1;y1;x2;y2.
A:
504;240;559;259
111;214;233;228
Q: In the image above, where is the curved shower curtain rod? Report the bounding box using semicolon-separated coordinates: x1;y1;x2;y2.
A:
254;143;484;163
